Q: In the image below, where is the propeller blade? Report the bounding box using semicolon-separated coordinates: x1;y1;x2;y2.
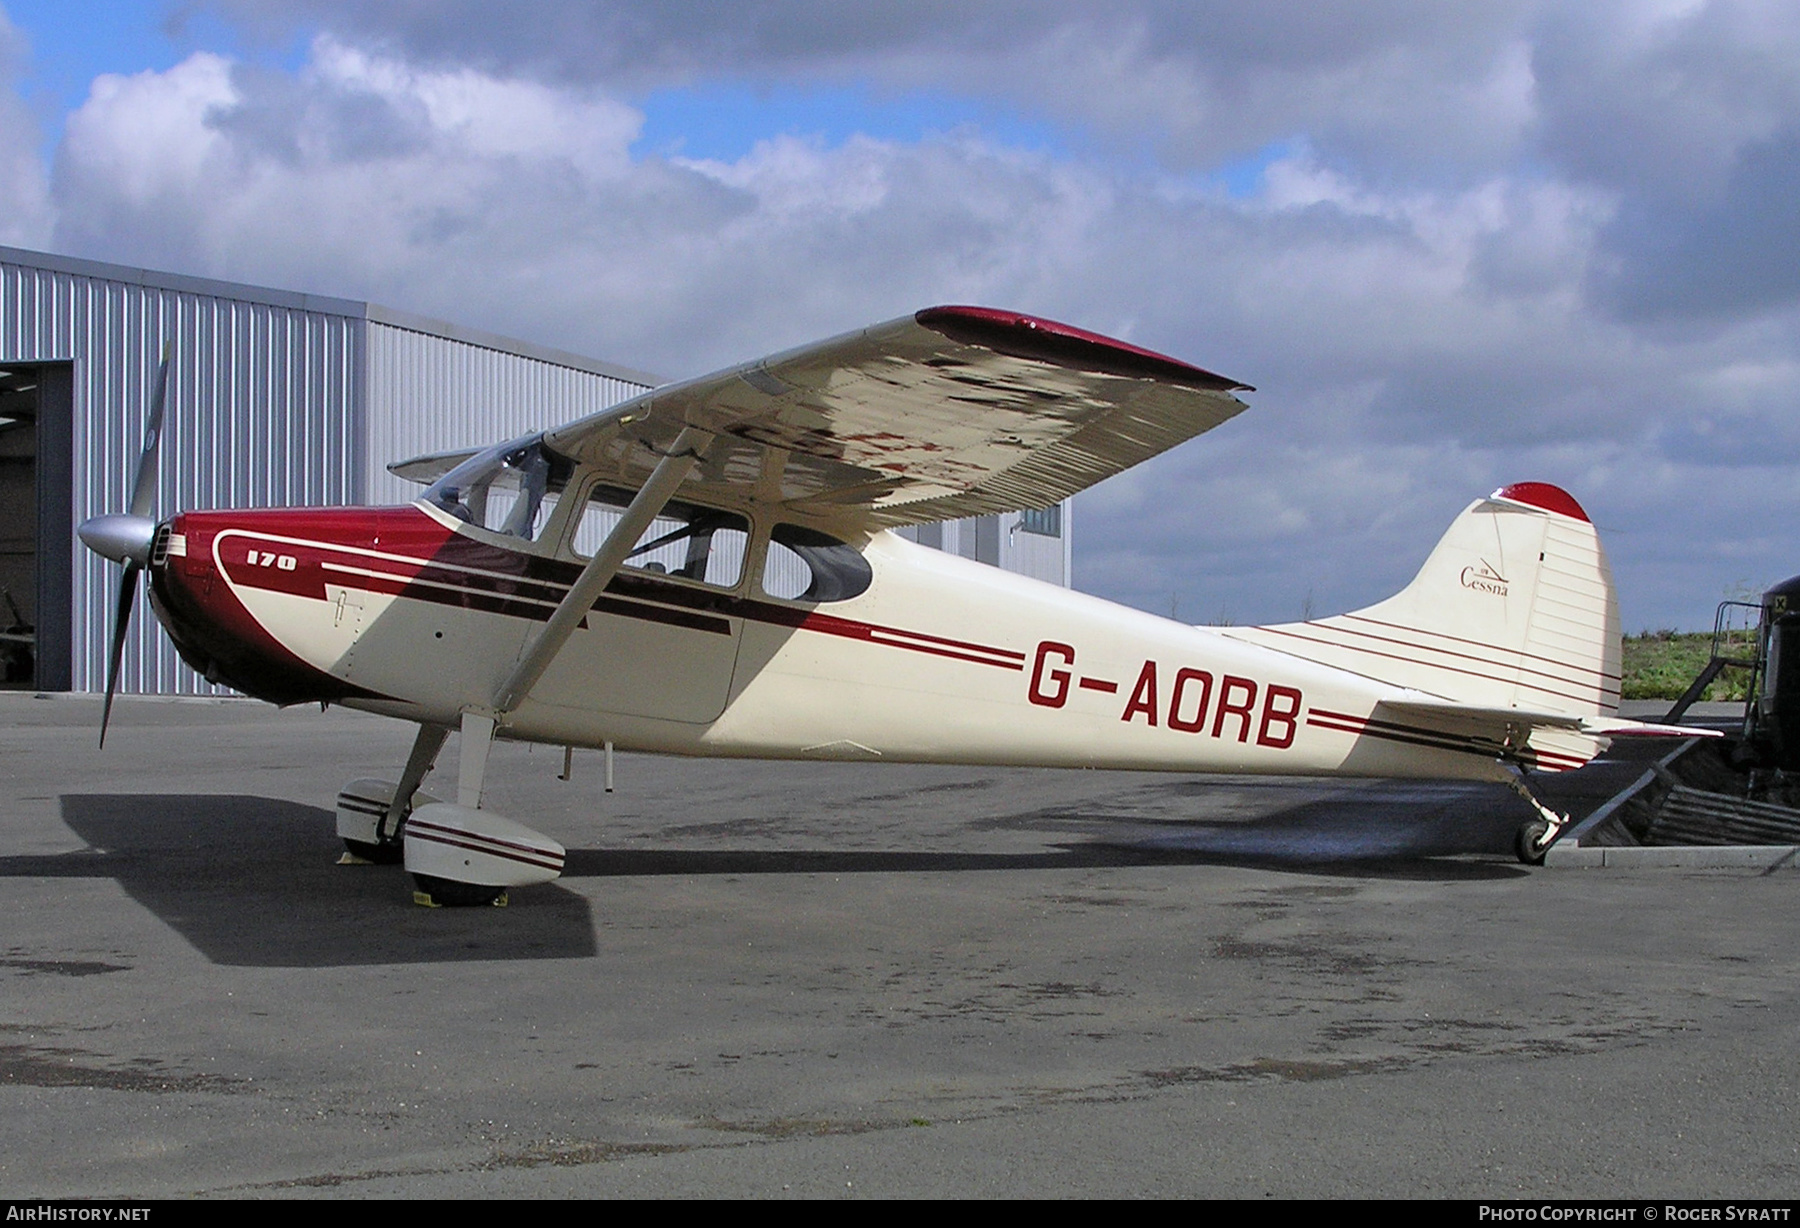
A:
127;350;170;521
99;561;140;749
93;347;170;747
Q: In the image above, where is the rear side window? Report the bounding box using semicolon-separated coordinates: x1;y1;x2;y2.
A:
761;525;872;602
575;486;750;589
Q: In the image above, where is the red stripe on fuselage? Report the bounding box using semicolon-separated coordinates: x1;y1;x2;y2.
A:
182;505;1030;687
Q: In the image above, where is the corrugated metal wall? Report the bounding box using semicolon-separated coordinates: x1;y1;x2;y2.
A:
1;255;363;695
362;317;651;506
0;252;654;696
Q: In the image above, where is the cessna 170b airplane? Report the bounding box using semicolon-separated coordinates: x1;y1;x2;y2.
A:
78;305;1703;905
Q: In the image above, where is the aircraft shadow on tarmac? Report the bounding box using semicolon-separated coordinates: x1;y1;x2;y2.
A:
554;845;1528;882
554;778;1539;881
43;794;600;968
4;788;1538;968
980;775;1546;871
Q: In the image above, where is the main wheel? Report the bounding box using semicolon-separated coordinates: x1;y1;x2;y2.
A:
342;838;404;865
1514;818;1551;865
411;873;507;907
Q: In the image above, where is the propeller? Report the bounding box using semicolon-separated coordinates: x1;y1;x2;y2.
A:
77;348;170;747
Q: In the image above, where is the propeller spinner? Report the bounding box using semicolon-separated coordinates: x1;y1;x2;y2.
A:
76;349;170;747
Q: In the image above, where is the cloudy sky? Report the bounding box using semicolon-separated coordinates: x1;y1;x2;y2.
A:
3;1;1798;630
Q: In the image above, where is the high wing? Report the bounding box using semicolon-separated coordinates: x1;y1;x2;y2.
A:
529;306;1250;529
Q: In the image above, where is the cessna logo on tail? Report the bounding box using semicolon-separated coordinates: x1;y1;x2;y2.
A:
1459;559;1509;596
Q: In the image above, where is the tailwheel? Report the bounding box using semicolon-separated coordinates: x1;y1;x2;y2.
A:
1504;772;1569;865
1514;818;1552;865
411;874;508;908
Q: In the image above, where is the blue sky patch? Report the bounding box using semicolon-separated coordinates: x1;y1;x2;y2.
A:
633;81;1069;163
7;0;305;120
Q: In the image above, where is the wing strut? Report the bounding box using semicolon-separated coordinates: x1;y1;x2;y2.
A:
455;424;716;808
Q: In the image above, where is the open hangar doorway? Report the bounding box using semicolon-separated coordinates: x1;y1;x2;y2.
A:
0;361;72;691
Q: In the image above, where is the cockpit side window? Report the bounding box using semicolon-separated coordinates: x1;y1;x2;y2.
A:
761;524;872;602
574;484;750;589
423;434;573;544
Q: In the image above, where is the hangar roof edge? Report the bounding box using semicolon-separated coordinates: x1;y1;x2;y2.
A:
362;302;661;388
0;244;663;389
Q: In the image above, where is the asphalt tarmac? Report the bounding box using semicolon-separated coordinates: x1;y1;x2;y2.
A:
1;693;1794;1199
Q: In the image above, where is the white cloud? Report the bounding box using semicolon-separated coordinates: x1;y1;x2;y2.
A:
310;39;641;175
56;53;236;241
24;10;1800;629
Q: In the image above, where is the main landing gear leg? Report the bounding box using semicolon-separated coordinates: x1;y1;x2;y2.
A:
456;710;496;809
1506;772;1570;866
388;722;452;840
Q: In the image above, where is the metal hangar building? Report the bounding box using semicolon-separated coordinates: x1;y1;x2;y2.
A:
0;245;1072;697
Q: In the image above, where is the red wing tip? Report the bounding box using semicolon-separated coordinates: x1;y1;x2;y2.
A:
914;305;1252;393
1491;482;1589;522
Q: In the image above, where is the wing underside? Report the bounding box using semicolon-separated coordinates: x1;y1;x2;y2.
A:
530;306;1250;530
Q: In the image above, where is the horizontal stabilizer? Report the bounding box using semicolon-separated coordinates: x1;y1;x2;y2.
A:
1579;715;1726;739
1367;697;1720;774
1382;698;1721;739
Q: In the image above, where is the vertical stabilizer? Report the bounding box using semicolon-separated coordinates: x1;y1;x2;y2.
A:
1224;483;1620;716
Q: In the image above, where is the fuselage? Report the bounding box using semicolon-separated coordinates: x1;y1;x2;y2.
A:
146;500;1525;784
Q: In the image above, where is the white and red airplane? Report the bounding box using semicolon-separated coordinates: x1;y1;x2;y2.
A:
78;306;1700;904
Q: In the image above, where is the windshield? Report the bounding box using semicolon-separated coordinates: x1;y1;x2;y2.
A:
422;434;574;542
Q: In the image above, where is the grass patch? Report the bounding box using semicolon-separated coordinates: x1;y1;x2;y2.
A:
1621;631;1754;701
